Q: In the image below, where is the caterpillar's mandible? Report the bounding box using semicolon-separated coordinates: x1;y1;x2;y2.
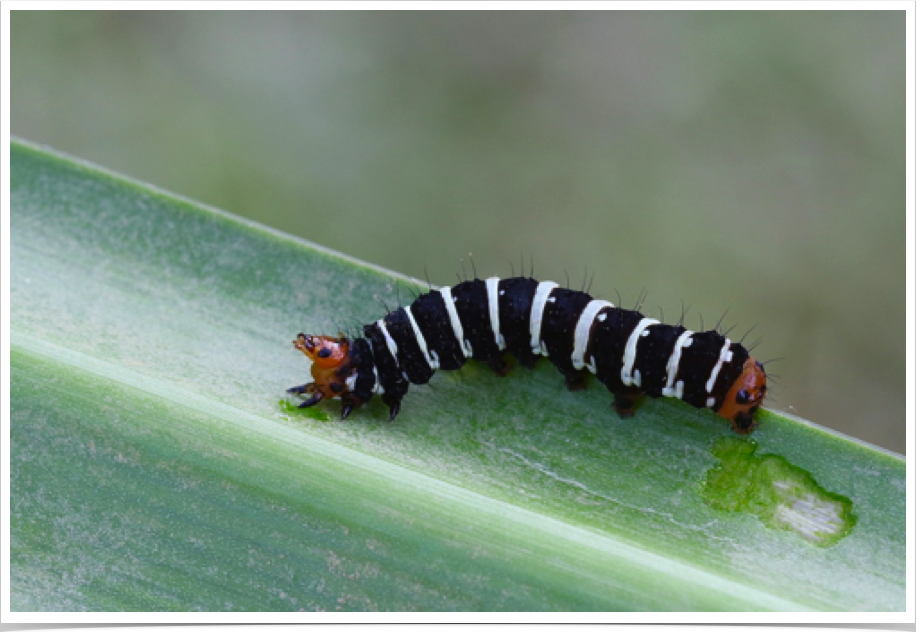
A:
288;277;767;433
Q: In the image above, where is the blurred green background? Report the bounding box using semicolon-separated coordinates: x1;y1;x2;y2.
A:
10;11;905;452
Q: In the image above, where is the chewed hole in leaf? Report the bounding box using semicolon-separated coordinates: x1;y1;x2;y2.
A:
701;436;856;547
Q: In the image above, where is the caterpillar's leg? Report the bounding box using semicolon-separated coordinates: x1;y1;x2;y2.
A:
563;369;589;392
612;386;644;417
382;393;402;422
513;347;540;370
298;391;324;408
289;382;324;408
486;355;511;377
340;393;365;420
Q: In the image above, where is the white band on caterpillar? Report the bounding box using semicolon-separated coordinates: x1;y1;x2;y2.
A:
662;330;694;399
571;300;614;372
621;318;659;387
530;281;559;356
406;304;439;369
438;286;473;358
486;277;506;350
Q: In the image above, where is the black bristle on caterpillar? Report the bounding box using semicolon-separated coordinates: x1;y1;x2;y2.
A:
289;276;767;433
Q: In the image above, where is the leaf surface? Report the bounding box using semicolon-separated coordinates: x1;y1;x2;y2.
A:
9;139;906;611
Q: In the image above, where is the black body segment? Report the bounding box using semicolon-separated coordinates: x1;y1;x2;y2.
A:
672;330;727;409
540;288;594;385
632;324;686;397
384;308;436;385
588;308;645;393
363;321;409;401
451;279;502;363
408;291;467;371
496;277;540;367
350;338;377;403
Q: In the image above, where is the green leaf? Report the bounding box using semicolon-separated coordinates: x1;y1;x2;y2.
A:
9;139;905;611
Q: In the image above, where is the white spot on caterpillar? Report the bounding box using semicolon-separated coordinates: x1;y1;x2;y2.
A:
661;381;686;399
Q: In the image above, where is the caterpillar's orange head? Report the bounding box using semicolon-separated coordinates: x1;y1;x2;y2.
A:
294;333;349;369
293;333;353;400
718;358;767;434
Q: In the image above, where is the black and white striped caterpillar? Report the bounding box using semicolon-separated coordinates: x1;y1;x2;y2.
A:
289;276;767;433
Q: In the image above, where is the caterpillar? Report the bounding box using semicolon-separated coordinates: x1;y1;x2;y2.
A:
288;276;767;433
